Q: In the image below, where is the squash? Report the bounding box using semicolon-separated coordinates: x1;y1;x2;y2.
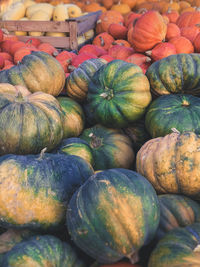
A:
67;168;160;264
0;229;35;265
157;194;200;240
0;51;65;96
0;83;64;155
136;131;200;200
2;2;26;20
86;59;151;128
148;223;200;267
53;4;69;21
0;152;93;230
15;17;28;36
80;124;135;170
66;58;107;102
2;235;86;266
146;53;200;96
26;3;54;19
57;96;85;138
145;94;200;138
131;11;167;52
54;137;94;167
29;10;52;36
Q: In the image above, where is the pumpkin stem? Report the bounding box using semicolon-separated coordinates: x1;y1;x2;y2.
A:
89;133;102;148
38;147;47;160
68;65;76;72
145;50;152;56
99;36;105;47
127;250;139;264
171;128;180;134
182;99;190;106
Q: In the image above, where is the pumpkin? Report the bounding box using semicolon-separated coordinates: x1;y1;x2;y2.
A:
108;45;134;60
131;11;167;52
37;42;58;56
0;51;65;96
100;263;141;267
57;96;85;138
146;53;200;96
136;131;200;199
108;23;128;40
176;11;200;28
2;235;86;266
169;36;194;53
0;152;93;230
111;3;131;15
180;26;199;43
163;9;179;23
67;168;160;264
80;124;135;170
145;94;200;138
86;60;151;128
194;32;200;52
0;229;34;265
54;137;94;167
66;58;107;102
148;223;200;267
123;119;151;152
92;32;115;50
0;56;4;69
166;23;181;41
157;194;200;240
0;83;64;155
145;42;176;61
13;46;38;64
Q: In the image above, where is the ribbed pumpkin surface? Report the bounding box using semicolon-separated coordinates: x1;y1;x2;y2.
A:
146;53;200;96
136;131;200;199
0;87;64;155
145;94;200;138
86;59;151;128
67;168;160;264
0;51;65;96
0;153;94;230
148;223;200;267
2;235;86;267
157;194;200;240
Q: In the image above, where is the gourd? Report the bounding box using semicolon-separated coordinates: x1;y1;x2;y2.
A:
0;152;94;230
86;59;151;128
67;168;160;264
0;51;65;96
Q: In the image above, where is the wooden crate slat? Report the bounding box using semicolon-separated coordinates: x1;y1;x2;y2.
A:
69;20;78;51
0;21;70;32
18;36;71;49
74;10;102;23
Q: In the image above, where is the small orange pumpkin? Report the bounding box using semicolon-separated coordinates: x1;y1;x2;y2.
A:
169;36;194;53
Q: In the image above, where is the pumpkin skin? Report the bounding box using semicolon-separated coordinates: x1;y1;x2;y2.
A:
123;119;151;152
67;168;160;264
100;263;141;267
57;96;85;139
66;58;107;102
0;51;65;96
136;131;200;199
0;153;94;230
131;11;167;52
86;60;151;128
2;235;86;267
80;124;135;170
146;53;200;96
0;84;64;155
55;137;94;167
157;194;200;240
145;94;200;138
148;223;200;267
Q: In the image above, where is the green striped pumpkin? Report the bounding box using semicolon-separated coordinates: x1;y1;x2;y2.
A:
157;194;200;240
0;85;64;155
2;235;86;267
0;153;94;230
67;169;160;264
86;60;151;128
80;124;135;170
66;58;107;102
145;94;200;138
57;96;85;139
146;53;200;96
0;51;65;96
148;223;200;267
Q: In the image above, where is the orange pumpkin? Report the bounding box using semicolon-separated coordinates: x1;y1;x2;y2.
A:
163;9;179;23
108;23;128;39
132;11;167;52
111;3;131;15
166;22;181;41
180;26;199;43
96;10;124;34
169;36;194;53
92;32;115;50
176;11;200;28
193;32;200;52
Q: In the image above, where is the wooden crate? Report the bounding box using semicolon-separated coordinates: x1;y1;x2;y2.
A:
0;10;102;50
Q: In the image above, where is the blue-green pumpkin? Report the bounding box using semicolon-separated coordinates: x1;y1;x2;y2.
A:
2;235;86;266
67;168;160;264
0;152;94;230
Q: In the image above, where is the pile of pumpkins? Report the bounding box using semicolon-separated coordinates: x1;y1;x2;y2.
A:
1;7;200;267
